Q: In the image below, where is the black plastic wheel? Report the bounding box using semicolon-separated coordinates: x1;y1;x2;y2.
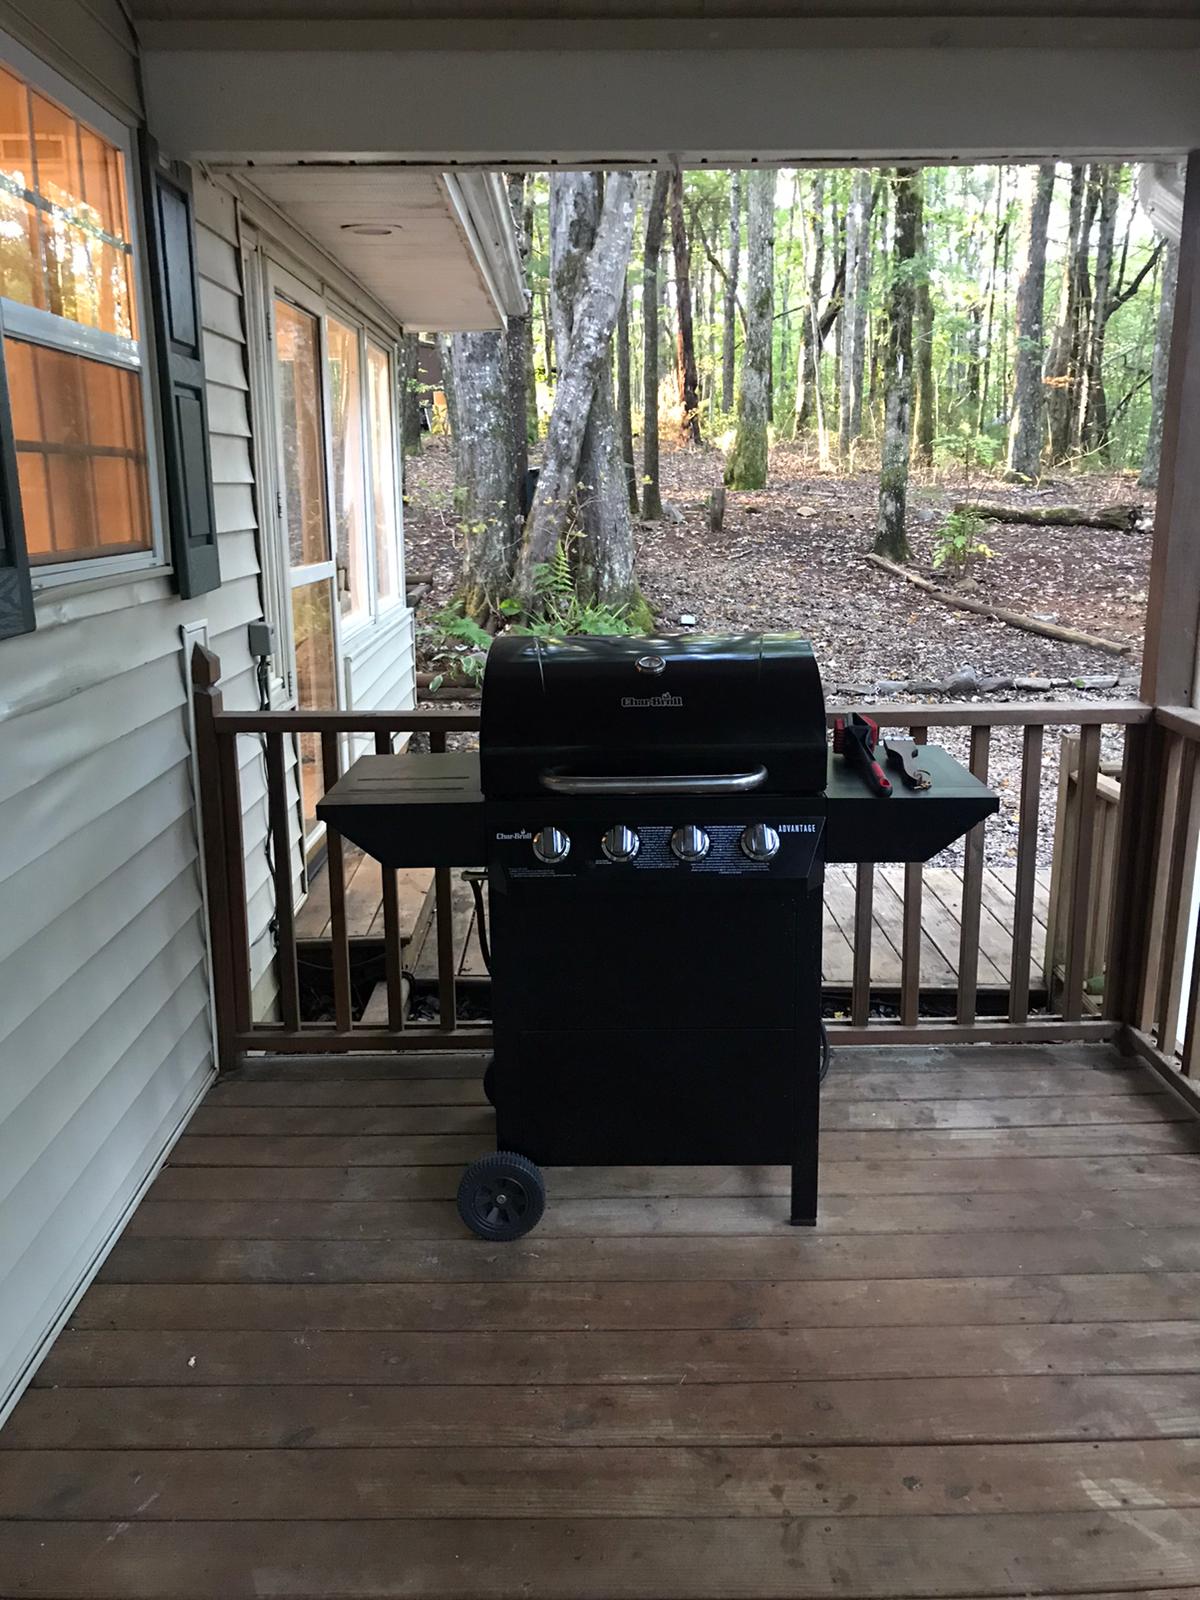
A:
457;1151;545;1242
819;1020;831;1084
482;1055;496;1107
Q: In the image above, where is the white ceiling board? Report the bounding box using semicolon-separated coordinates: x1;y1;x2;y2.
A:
241;166;504;330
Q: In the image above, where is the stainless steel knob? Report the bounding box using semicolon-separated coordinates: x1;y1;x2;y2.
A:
740;822;781;862
601;824;640;863
670;823;711;862
532;826;570;864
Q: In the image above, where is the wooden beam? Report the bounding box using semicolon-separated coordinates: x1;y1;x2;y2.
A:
1141;149;1200;708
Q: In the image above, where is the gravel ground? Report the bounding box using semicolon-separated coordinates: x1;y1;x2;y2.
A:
404;437;1149;866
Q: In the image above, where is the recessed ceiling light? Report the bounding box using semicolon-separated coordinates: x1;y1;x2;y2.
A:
340;222;399;237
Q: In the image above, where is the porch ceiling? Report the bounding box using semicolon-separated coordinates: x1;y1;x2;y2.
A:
233;165;520;332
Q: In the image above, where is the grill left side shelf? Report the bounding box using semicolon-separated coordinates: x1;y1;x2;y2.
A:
318;752;487;868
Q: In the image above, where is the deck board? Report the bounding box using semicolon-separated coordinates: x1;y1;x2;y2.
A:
2;1042;1198;1599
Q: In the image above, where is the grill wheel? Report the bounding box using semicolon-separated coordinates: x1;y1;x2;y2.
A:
457;1151;546;1241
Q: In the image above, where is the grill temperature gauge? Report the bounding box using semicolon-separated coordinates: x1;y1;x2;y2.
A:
601;824;640;863
670;824;711;862
740;823;781;862
532;827;570;864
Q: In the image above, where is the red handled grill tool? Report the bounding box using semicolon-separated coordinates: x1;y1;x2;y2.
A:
832;712;892;797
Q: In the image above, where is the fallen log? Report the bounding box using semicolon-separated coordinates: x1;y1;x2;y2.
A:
863;552;1131;656
953;500;1144;532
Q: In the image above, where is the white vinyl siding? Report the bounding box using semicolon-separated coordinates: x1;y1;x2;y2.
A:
0;0;139;121
0;169;267;1423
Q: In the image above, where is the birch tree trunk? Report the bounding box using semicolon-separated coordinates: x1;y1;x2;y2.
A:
875;168;919;562
1140;237;1178;488
616;283;638;513
449;331;519;621
850;175;877;441
722;171;741;413
913;173;936;467
516;170;639;604
725;168;774;490
793;172;826;436
641;170;670;521
670;170;702;445
1005;162;1056;481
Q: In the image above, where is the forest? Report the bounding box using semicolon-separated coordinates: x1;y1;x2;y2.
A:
408;161;1172;691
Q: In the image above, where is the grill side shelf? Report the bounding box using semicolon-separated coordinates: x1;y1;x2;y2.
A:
824;746;999;864
317;752;486;868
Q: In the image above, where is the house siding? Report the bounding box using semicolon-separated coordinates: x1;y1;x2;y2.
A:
0;167;270;1421
0;0;140;120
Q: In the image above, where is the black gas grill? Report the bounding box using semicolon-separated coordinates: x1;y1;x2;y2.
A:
320;633;997;1241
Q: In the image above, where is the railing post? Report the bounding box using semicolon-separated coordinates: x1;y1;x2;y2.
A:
190;644;239;1073
1105;719;1159;1028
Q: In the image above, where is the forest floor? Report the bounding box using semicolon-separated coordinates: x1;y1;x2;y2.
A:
403;435;1152;866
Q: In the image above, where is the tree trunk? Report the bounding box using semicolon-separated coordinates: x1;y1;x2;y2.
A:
516;171;640;602
1046;164;1088;462
670;169;702;445
399;333;423;458
722;171;741;413
616;282;638;513
838;171;865;461
913;172;936;467
577;345;635;606
504;174;537;451
449;330;519;621
641;170;671;521
850;175;877;442
875;168;919;562
725;168;774;491
1140;237;1179;489
1005;162;1056;481
1081;166;1120;458
437;332;457;443
794;171;826;435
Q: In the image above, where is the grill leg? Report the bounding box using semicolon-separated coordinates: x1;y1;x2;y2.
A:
789;1157;817;1226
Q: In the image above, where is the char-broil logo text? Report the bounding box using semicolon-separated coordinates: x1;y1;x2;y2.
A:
620;691;684;708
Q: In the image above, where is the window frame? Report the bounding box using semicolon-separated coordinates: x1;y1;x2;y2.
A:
0;29;166;589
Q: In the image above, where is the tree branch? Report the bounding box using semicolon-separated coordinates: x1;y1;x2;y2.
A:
1107;240;1164;319
691;206;746;330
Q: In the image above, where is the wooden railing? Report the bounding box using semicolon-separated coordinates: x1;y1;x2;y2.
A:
192;646;490;1064
1120;703;1200;1108
820;700;1151;1047
193;645;1200;1070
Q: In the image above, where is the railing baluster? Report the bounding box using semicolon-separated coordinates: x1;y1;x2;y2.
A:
1180;892;1200;1077
1139;732;1184;1026
900;726;928;1028
1154;737;1200;1052
265;730;301;1032
217;728;253;1037
427;727;458;1033
374;730;407;1031
956;724;991;1025
321;731;353;1034
1008;722;1043;1025
1061;722;1102;1022
851;863;873;1028
1104;721;1154;1026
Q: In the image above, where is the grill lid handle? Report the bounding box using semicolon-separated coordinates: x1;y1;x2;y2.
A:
540;767;768;796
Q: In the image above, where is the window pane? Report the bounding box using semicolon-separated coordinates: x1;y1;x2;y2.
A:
30;90;135;338
6;336;151;563
291;577;337;832
0;66;44;312
327;316;369;624
367;343;400;606
273;298;328;568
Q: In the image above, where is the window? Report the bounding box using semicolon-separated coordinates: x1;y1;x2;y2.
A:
367;341;400;608
326;315;369;625
0;58;153;572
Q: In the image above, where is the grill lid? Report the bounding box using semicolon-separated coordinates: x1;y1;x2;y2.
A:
480;632;828;798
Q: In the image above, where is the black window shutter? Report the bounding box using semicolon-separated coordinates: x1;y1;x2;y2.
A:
0;307;34;641
139;131;221;599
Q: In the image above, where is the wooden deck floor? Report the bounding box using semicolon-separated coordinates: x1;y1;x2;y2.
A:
3;1043;1200;1596
301;850;1054;992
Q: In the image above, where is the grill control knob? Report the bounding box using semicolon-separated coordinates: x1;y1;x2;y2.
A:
670;824;711;863
602;824;640;863
740;823;781;863
532;826;570;864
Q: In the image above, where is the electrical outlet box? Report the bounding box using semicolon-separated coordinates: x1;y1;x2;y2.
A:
248;620;275;659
